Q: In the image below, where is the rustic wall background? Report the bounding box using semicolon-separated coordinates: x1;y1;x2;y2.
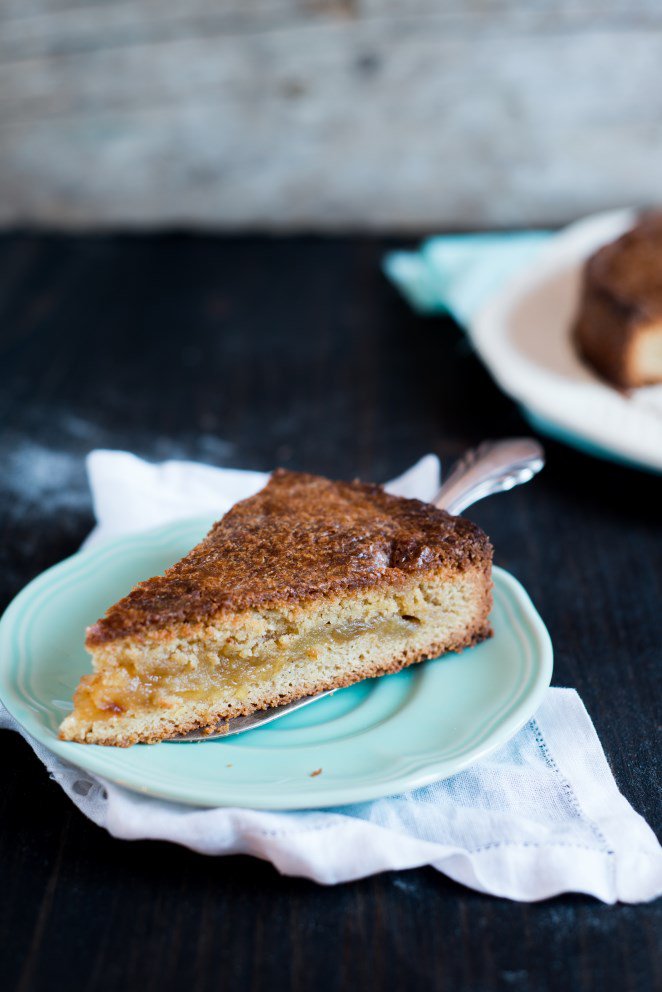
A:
1;1;661;231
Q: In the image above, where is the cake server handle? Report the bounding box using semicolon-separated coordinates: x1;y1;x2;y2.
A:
433;438;544;515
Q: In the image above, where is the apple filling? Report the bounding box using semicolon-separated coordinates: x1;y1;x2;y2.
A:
72;613;424;725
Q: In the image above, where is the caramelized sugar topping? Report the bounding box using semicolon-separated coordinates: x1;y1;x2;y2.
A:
87;469;491;645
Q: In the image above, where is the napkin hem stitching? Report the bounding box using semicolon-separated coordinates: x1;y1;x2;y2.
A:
531;718;613;856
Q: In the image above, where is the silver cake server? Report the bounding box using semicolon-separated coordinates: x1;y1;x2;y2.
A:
169;437;544;742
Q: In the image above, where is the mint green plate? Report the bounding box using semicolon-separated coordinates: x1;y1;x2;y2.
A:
0;517;553;809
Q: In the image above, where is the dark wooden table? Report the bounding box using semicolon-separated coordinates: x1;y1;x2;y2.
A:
1;234;660;992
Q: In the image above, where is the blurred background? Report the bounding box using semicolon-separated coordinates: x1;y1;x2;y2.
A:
2;8;662;988
2;0;661;231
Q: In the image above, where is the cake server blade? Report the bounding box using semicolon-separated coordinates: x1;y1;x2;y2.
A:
170;691;336;742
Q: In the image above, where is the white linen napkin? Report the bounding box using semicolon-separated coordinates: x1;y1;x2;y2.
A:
2;450;661;904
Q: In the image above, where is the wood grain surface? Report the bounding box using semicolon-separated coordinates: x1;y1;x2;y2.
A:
0;233;660;992
2;3;662;229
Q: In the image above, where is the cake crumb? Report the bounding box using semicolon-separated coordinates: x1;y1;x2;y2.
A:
310;768;322;777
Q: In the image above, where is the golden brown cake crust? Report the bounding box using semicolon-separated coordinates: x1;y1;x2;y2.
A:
86;469;492;646
573;211;662;387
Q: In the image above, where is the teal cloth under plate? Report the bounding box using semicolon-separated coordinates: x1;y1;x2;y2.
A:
384;232;550;326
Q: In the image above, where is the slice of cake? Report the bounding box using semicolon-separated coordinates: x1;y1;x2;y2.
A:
59;469;493;747
574;212;662;388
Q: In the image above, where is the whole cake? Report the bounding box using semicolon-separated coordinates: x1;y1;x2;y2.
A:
59;469;493;746
574;212;662;388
